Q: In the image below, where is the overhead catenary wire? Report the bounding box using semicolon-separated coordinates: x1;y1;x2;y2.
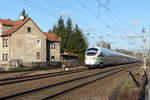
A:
96;0;135;33
15;0;139;49
95;0;136;36
95;0;141;49
17;0;57;18
47;0;63;11
96;0;143;47
24;0;57;14
19;0;112;37
75;0;126;47
59;0;77;11
96;0;130;35
75;0;110;29
0;4;18;17
59;0;110;35
95;0;131;46
75;0;116;42
47;0;113;43
111;1;137;31
18;0;103;45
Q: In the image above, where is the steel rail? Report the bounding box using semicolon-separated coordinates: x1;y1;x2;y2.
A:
0;65;131;100
0;68;88;86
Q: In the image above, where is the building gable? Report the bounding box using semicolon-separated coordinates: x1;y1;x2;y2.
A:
2;18;30;36
0;18;45;38
9;18;47;62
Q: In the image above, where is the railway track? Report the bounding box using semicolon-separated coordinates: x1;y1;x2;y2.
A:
0;68;88;86
0;68;51;74
0;65;133;100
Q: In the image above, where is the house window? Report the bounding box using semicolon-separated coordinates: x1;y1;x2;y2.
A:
3;39;5;47
51;43;55;49
36;40;41;48
6;39;8;47
2;54;4;61
5;54;8;61
51;56;55;61
3;39;8;47
2;53;8;61
37;40;40;43
36;52;40;59
27;27;31;33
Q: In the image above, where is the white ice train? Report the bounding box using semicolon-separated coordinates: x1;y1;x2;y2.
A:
85;47;137;69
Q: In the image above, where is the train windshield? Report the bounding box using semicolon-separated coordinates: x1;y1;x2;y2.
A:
86;48;98;56
87;48;98;51
86;52;97;56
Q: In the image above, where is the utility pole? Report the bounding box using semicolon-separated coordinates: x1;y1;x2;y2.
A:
142;27;147;71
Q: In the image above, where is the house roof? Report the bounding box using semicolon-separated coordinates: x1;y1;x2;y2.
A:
0;18;31;36
0;19;16;26
0;18;60;42
43;32;61;42
60;50;79;57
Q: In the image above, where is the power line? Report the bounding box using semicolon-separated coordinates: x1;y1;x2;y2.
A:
75;0;129;37
96;0;136;33
58;0;103;31
50;0;112;38
17;0;134;48
111;2;136;31
75;0;117;42
96;0;129;34
60;0;77;10
95;0;140;47
47;0;63;11
75;0;109;28
17;0;57;17
75;0;128;47
24;0;57;14
0;4;18;16
19;0;112;36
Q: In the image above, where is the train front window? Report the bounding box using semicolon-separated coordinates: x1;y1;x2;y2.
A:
87;48;98;52
86;48;98;56
86;52;97;56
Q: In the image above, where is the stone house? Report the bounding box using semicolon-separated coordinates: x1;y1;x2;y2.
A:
43;32;61;62
0;17;60;69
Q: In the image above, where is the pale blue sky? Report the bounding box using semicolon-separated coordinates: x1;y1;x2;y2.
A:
0;0;149;50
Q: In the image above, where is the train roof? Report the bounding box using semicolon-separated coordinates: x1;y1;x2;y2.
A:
87;47;136;58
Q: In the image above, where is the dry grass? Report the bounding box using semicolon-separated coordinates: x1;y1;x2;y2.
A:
116;87;140;100
114;69;146;100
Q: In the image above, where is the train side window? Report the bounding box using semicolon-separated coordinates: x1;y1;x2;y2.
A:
98;53;103;57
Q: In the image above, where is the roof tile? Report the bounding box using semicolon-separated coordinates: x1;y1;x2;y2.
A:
0;18;31;36
43;32;60;42
0;19;16;26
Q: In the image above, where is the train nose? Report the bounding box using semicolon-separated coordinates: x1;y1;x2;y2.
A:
85;57;97;65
